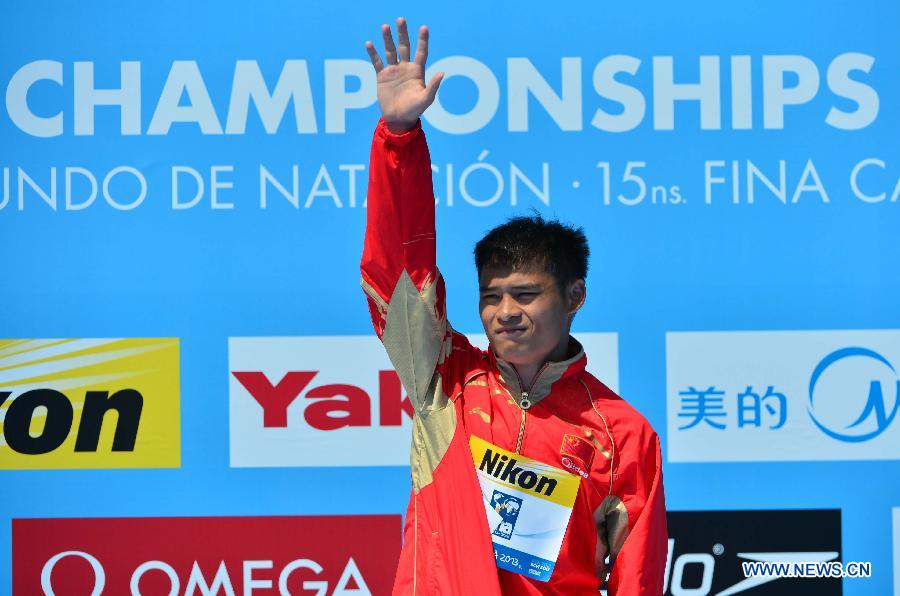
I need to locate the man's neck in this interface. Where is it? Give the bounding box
[513,335,572,390]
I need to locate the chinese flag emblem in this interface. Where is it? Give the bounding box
[560,433,595,470]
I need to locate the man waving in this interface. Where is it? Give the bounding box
[361,18,667,595]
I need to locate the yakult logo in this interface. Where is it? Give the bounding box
[229,336,414,467]
[14,516,400,596]
[232,369,412,431]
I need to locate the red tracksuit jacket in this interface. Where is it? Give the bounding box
[361,118,667,595]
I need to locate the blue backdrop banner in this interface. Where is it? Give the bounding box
[2,2,898,594]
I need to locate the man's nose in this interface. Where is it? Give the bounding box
[497,294,522,320]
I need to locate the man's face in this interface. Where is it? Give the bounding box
[479,265,581,367]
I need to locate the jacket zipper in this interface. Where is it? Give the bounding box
[515,407,527,454]
[513,362,549,454]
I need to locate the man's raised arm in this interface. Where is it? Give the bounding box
[360,19,450,412]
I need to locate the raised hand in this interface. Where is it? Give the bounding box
[365,17,444,133]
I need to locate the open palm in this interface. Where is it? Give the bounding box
[365,18,444,133]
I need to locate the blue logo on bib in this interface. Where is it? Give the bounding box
[491,491,523,540]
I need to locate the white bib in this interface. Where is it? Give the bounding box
[470,435,581,582]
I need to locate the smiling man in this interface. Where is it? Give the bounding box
[361,18,667,595]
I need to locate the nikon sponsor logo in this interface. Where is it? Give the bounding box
[0,339,180,469]
[0,388,142,454]
[479,448,558,496]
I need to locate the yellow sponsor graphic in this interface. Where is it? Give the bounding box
[469,435,579,507]
[0,339,180,469]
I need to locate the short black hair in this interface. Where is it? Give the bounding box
[474,214,589,291]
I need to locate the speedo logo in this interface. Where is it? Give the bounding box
[479,448,558,496]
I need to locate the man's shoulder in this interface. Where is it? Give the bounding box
[444,327,491,384]
[448,327,487,358]
[580,371,659,441]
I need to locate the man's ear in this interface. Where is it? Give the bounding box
[566,279,586,315]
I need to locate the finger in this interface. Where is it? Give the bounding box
[413,26,429,67]
[365,41,384,72]
[381,23,398,65]
[397,17,411,62]
[424,71,444,104]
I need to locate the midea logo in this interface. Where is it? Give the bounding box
[808,347,899,443]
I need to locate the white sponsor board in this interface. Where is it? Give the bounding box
[666,330,900,462]
[230,333,618,467]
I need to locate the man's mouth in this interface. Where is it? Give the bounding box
[496,327,527,336]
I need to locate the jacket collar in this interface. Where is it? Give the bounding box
[488,336,587,410]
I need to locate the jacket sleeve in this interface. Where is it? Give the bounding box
[606,432,668,596]
[360,117,452,413]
